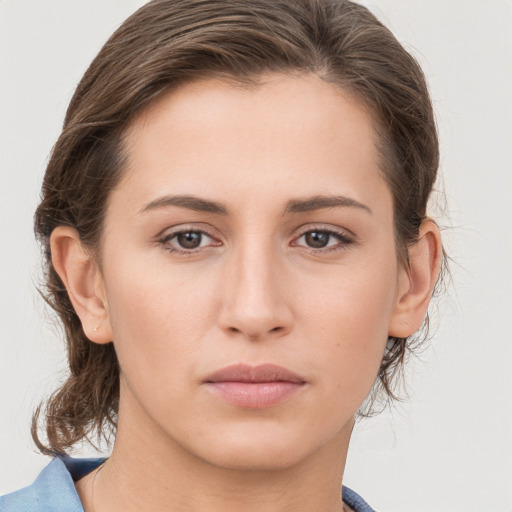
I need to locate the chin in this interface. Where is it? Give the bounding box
[183,422,328,472]
[201,443,308,472]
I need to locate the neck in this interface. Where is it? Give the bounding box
[80,387,355,512]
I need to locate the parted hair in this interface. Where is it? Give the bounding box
[33,0,440,455]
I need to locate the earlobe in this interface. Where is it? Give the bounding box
[50,226,112,344]
[388,220,442,338]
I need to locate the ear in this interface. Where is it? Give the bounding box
[50,226,112,344]
[388,220,443,338]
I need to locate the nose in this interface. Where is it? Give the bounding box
[217,243,293,341]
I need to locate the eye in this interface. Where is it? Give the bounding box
[293,228,353,251]
[159,229,220,253]
[174,231,204,249]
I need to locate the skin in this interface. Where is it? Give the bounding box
[52,73,441,512]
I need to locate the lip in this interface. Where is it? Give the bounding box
[203,364,306,409]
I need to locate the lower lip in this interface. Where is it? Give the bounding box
[204,381,304,409]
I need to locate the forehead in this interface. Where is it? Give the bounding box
[116,73,389,215]
[127,72,378,151]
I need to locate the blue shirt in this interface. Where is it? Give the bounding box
[0,457,375,511]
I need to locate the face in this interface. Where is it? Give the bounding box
[98,73,407,470]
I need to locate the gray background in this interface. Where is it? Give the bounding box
[1,1,511,510]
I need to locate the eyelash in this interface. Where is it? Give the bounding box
[158,226,354,255]
[158,227,220,255]
[292,227,354,253]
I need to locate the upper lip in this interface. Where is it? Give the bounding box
[204,364,306,384]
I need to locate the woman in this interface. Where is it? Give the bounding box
[0,0,443,510]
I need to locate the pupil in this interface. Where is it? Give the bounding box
[177,231,201,249]
[305,231,329,248]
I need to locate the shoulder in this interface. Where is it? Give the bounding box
[0,457,105,512]
[343,485,376,512]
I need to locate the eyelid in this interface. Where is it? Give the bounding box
[156,223,219,240]
[293,223,355,239]
[161,229,215,244]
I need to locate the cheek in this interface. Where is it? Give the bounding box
[102,255,221,386]
[295,259,398,401]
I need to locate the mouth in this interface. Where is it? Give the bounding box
[203,363,307,409]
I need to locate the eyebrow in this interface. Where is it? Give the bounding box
[139,193,371,216]
[139,195,228,215]
[283,195,372,215]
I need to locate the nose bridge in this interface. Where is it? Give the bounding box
[219,234,292,339]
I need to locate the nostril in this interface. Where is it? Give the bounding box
[225,325,285,339]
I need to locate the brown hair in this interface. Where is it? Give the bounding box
[33,0,441,455]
